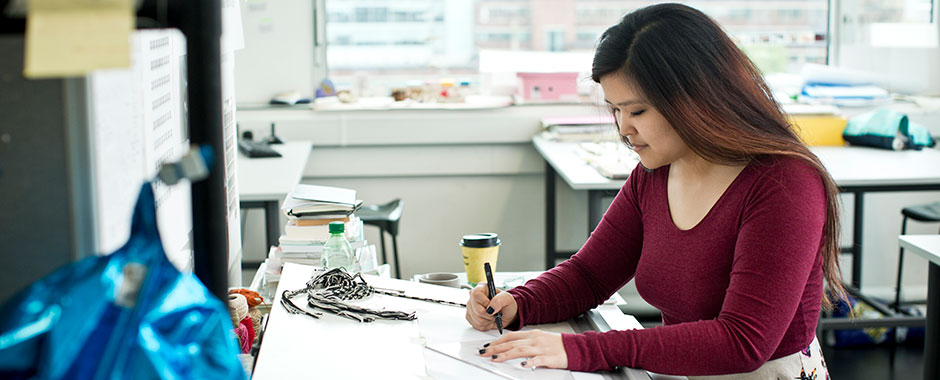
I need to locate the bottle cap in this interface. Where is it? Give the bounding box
[329,221,345,234]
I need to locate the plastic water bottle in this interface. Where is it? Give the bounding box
[321,221,358,272]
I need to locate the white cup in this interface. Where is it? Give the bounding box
[418,272,462,288]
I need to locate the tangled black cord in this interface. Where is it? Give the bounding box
[280,268,416,323]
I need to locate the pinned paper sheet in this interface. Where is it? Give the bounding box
[221,0,245,53]
[427,339,576,380]
[419,316,607,380]
[24,0,133,78]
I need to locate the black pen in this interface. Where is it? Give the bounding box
[484,262,503,335]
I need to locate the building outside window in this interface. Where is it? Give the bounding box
[323,0,844,98]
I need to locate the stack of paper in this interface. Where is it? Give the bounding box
[799,63,891,106]
[283,214,363,243]
[269,242,377,268]
[541,115,619,142]
[279,236,368,255]
[274,184,375,268]
[578,142,640,180]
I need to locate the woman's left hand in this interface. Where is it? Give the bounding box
[479,330,568,369]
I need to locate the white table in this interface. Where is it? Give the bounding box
[534,135,940,286]
[813,146,940,289]
[532,137,627,192]
[238,141,312,252]
[253,263,658,379]
[533,136,629,268]
[535,136,940,338]
[898,235,940,380]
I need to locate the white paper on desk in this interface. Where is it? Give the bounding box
[417,312,581,346]
[419,316,606,380]
[427,339,576,380]
[418,312,498,345]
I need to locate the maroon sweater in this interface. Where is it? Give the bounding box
[508,156,826,376]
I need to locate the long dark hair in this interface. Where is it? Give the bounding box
[592,3,846,310]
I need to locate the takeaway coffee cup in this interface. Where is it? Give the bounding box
[460,233,500,285]
[418,272,461,288]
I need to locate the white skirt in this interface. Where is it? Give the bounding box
[687,336,829,380]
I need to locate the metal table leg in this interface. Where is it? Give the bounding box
[240,200,280,251]
[852,191,864,289]
[545,161,556,270]
[924,262,939,380]
[263,200,279,250]
[588,190,604,236]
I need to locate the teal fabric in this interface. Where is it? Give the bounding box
[843,109,936,150]
[0,184,245,380]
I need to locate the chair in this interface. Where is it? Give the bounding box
[358,199,404,279]
[893,201,940,313]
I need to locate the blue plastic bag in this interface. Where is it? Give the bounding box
[0,184,245,380]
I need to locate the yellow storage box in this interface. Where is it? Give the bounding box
[790,115,848,146]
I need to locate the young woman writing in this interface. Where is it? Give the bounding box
[466,4,846,378]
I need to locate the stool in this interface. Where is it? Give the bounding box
[893,201,940,313]
[358,199,403,279]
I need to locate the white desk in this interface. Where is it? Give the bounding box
[811,146,940,290]
[898,235,940,380]
[533,136,629,268]
[900,235,940,262]
[813,147,940,187]
[534,135,940,286]
[237,141,312,252]
[253,263,659,379]
[532,137,627,192]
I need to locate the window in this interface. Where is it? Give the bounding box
[837,0,934,46]
[324,0,833,98]
[546,29,565,52]
[830,0,937,94]
[355,7,390,23]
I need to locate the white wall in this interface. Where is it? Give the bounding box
[237,104,602,280]
[855,192,940,300]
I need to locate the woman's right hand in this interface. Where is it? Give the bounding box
[465,283,519,331]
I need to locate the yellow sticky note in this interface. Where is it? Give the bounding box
[24,0,133,78]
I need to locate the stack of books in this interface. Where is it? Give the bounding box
[281,184,362,218]
[259,185,388,292]
[279,184,365,264]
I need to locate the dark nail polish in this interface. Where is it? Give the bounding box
[486,307,494,314]
[521,361,527,366]
[483,343,490,348]
[478,349,486,354]
[492,354,498,359]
